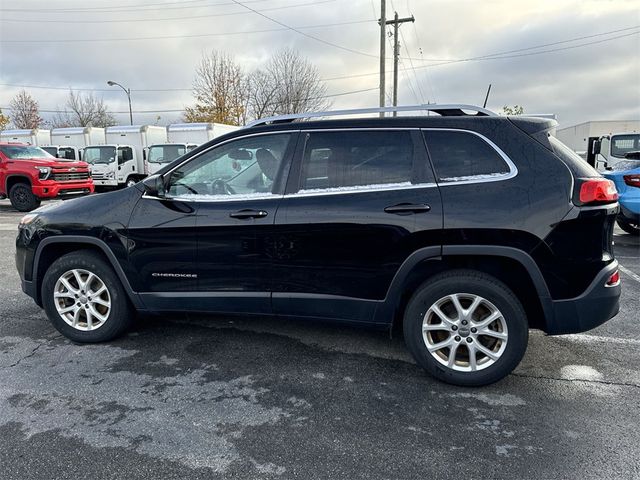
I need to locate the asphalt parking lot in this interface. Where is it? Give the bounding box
[0,199,639,480]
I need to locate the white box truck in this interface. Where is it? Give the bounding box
[556,120,640,170]
[146,122,238,174]
[0,128,51,146]
[83,125,166,188]
[42,126,106,161]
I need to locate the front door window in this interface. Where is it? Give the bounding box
[166,133,293,200]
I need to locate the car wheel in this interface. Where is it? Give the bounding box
[617,218,640,236]
[42,250,134,343]
[403,269,528,387]
[9,183,41,212]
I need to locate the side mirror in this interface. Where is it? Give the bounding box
[142,174,165,197]
[592,139,601,155]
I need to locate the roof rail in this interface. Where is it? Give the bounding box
[244,103,497,128]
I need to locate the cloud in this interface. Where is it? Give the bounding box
[0,0,638,127]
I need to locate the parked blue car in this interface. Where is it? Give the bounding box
[604,159,640,236]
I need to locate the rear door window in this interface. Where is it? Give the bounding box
[298,130,419,191]
[422,130,511,182]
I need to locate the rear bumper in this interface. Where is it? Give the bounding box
[546,260,620,334]
[32,182,94,198]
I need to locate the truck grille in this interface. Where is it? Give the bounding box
[91,172,107,180]
[52,172,90,182]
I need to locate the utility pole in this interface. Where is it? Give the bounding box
[385,12,415,116]
[378,0,386,117]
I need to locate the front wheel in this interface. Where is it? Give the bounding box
[403,270,528,387]
[125,177,138,188]
[9,183,41,212]
[42,250,134,342]
[617,217,640,236]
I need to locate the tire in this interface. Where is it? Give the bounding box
[617,217,640,236]
[42,250,134,343]
[9,183,41,212]
[126,177,138,188]
[403,269,528,387]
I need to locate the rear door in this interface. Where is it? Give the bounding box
[271,128,443,323]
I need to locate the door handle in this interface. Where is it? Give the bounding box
[229,209,268,219]
[384,203,431,214]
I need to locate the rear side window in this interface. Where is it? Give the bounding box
[549,136,599,178]
[423,130,510,182]
[299,130,415,191]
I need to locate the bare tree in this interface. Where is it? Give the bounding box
[9,90,42,129]
[184,50,248,126]
[51,90,116,128]
[248,48,331,120]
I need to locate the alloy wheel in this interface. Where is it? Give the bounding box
[53,269,111,331]
[422,293,508,372]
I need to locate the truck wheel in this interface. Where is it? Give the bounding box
[42,250,134,343]
[617,218,640,236]
[403,269,528,387]
[9,183,41,212]
[126,177,138,187]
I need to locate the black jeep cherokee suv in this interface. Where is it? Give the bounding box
[15,105,621,386]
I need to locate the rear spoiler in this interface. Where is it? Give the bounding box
[508,116,559,150]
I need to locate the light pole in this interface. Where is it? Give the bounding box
[107,80,133,125]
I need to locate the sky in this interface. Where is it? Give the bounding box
[0,0,638,128]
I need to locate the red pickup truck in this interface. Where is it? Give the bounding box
[0,143,94,211]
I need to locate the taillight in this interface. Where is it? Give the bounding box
[605,270,620,287]
[577,178,618,205]
[623,174,640,188]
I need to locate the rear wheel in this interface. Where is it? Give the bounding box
[403,270,528,386]
[617,217,640,236]
[9,183,41,212]
[42,250,134,342]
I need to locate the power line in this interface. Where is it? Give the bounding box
[322,27,640,80]
[390,0,425,104]
[0,0,268,13]
[407,0,436,102]
[227,0,384,60]
[0,0,335,23]
[0,19,373,44]
[2,23,637,92]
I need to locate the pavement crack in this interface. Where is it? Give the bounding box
[512,372,640,389]
[2,336,61,369]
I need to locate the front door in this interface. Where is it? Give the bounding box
[127,195,199,297]
[162,131,298,314]
[272,129,443,323]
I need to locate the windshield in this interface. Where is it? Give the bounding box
[611,134,640,158]
[83,146,116,164]
[148,144,186,164]
[0,145,53,159]
[41,146,58,157]
[609,159,640,172]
